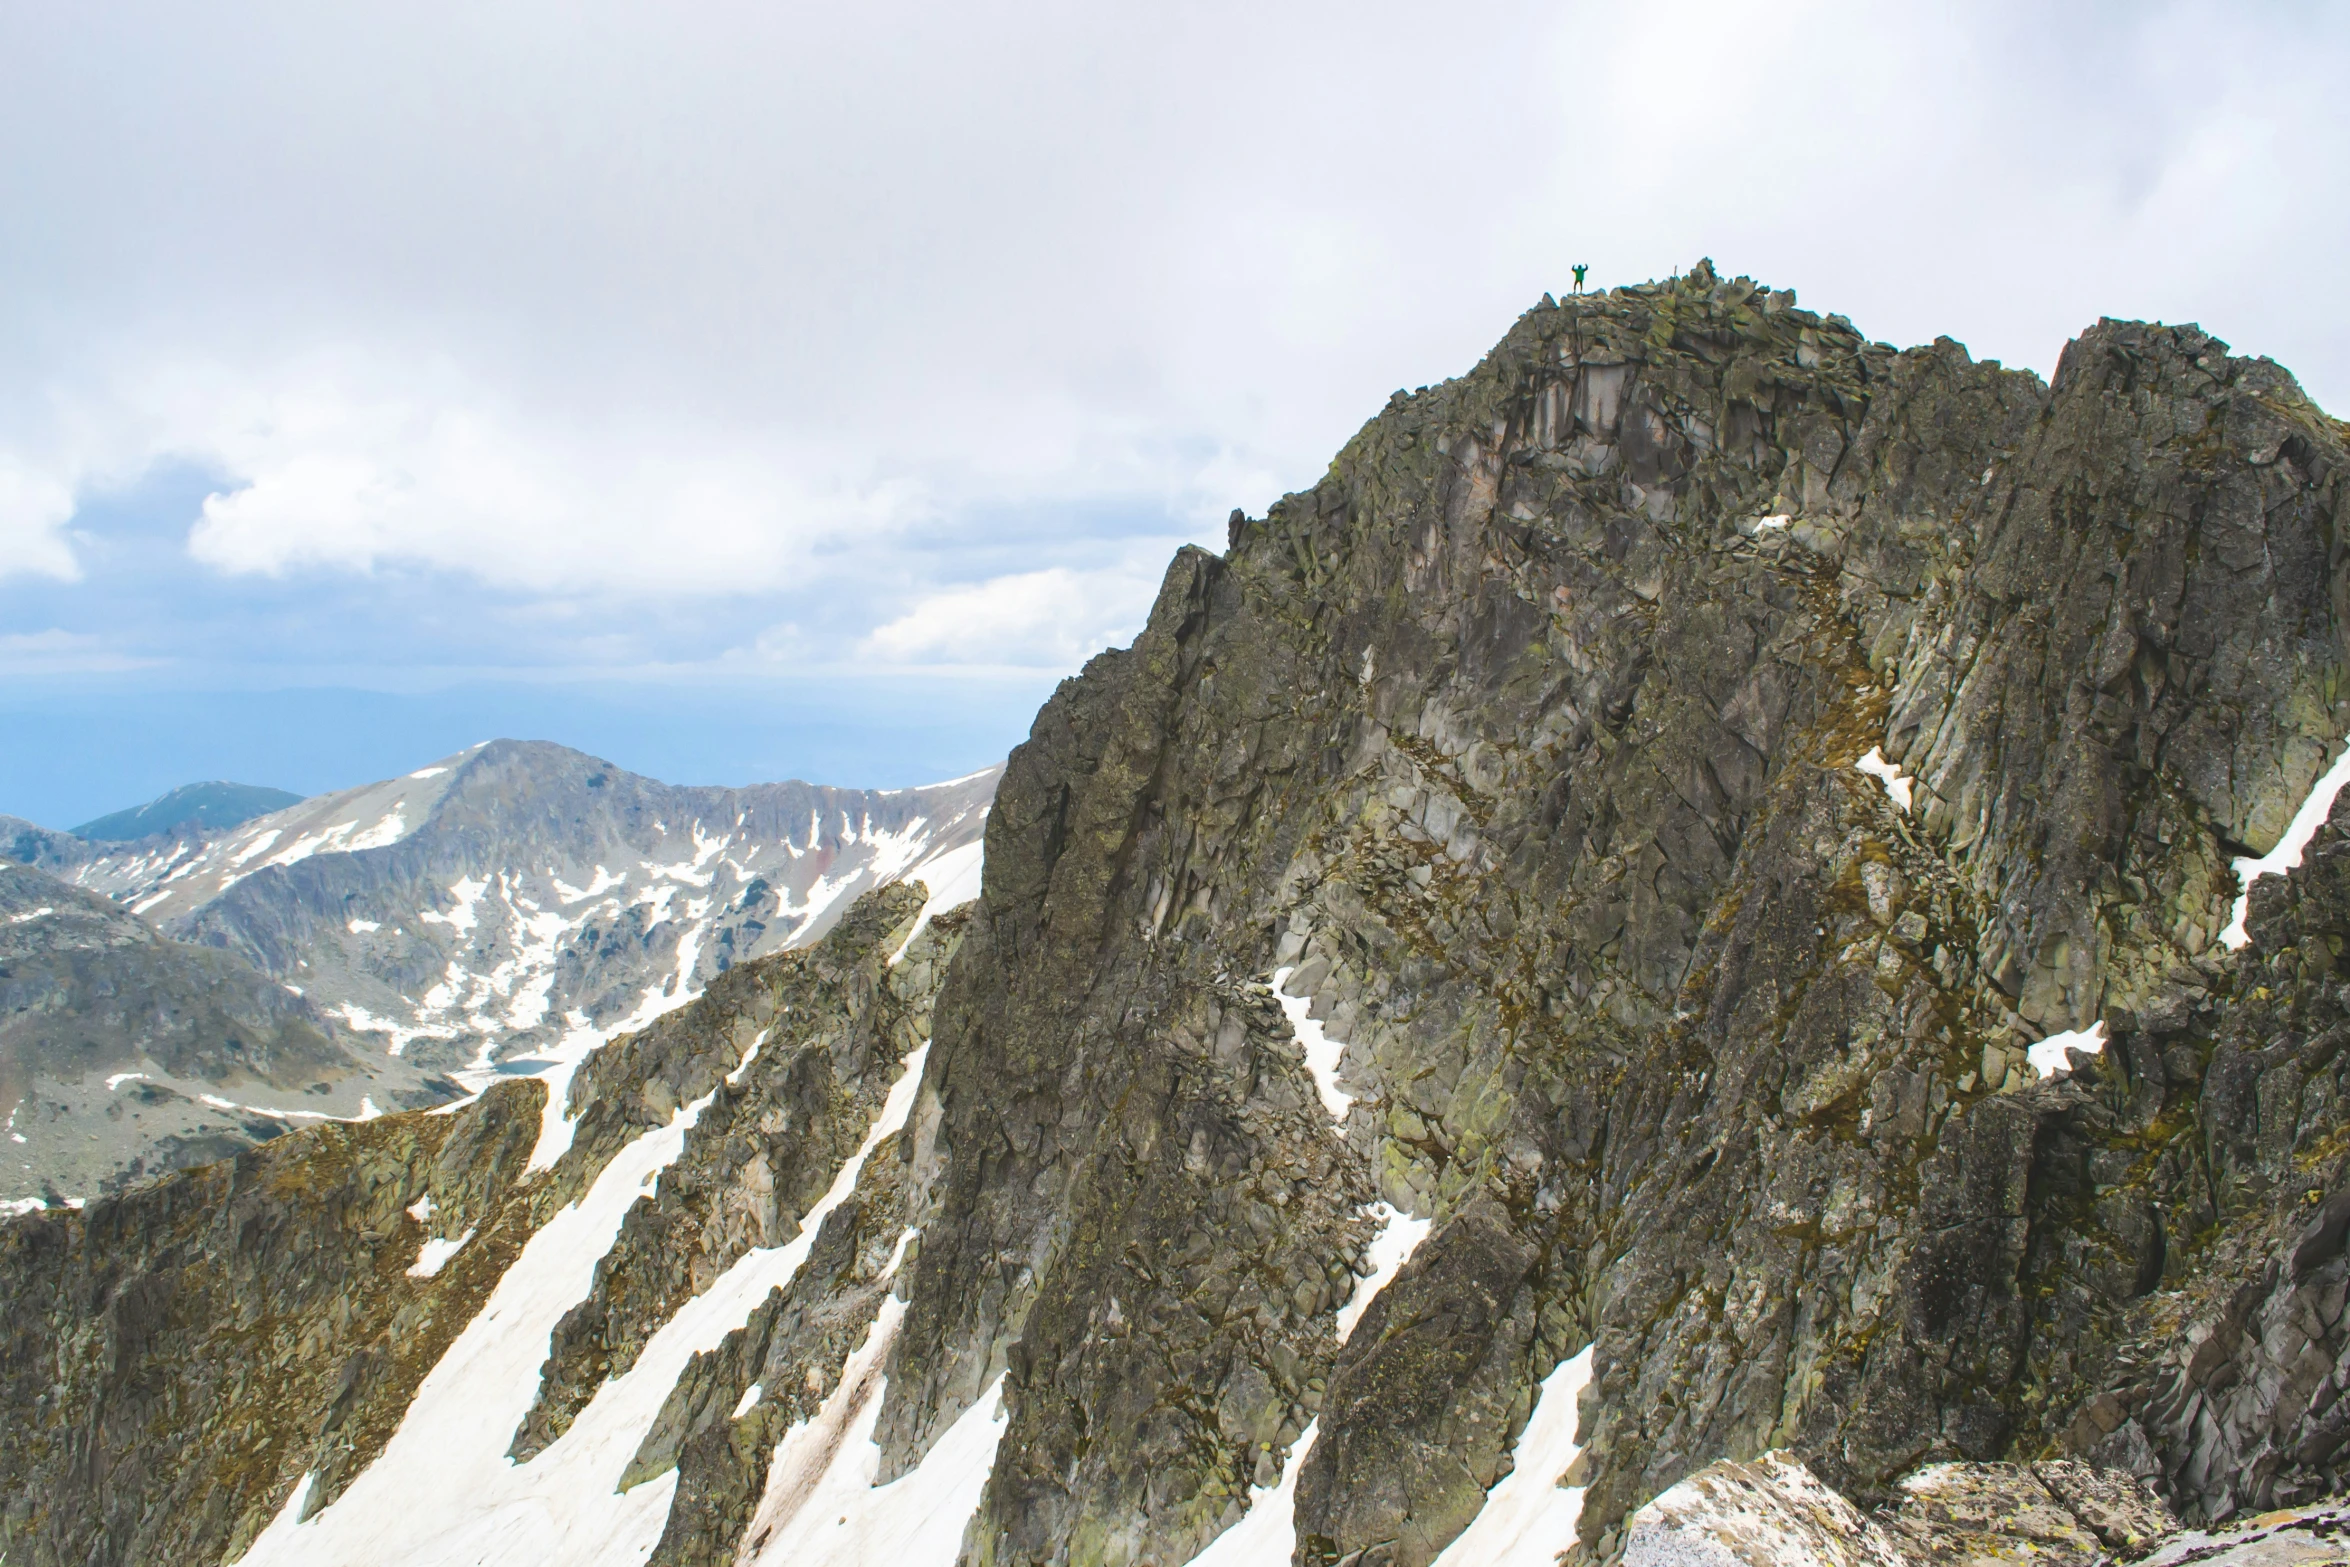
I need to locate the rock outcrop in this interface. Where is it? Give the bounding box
[1625,1451,2181,1567]
[877,264,2350,1565]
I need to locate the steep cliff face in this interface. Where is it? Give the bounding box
[875,264,2350,1565]
[1,267,2346,1567]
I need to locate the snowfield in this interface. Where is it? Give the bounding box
[247,1030,930,1565]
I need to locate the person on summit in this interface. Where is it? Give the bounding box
[1572,263,1588,292]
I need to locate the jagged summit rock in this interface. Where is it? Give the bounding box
[5,268,2350,1567]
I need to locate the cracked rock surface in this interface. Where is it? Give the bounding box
[874,263,2350,1564]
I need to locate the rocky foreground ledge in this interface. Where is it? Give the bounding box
[1628,1451,2349,1567]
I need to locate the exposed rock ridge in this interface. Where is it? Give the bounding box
[863,263,2350,1567]
[510,882,949,1459]
[0,881,965,1567]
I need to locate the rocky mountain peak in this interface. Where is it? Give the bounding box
[4,270,2349,1567]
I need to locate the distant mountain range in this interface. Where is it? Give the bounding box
[0,860,454,1206]
[0,740,996,1200]
[70,780,305,842]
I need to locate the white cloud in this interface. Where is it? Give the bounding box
[172,373,889,595]
[0,0,2344,660]
[859,564,1168,669]
[0,462,79,581]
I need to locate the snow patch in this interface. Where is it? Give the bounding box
[890,839,986,963]
[191,1087,373,1124]
[2221,739,2350,949]
[1753,513,1791,532]
[1271,967,1353,1123]
[553,865,627,904]
[339,1001,462,1059]
[343,806,409,851]
[241,1078,724,1566]
[407,1228,477,1279]
[1336,1203,1432,1344]
[7,906,54,924]
[650,826,730,887]
[524,919,715,1172]
[1853,747,1912,813]
[346,919,381,934]
[268,820,362,869]
[2028,1020,2108,1080]
[1185,1423,1317,1567]
[731,1383,762,1420]
[419,874,491,935]
[231,829,284,867]
[250,1039,936,1566]
[736,1302,1007,1567]
[1429,1348,1594,1567]
[727,1028,772,1086]
[105,1072,147,1090]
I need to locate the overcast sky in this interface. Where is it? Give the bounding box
[2,0,2344,824]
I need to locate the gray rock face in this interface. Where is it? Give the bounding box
[872,264,2350,1567]
[2034,793,2350,1523]
[0,860,451,1203]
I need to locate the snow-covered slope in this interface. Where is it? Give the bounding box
[54,741,998,1080]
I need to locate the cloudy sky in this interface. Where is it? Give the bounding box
[2,1,2344,826]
